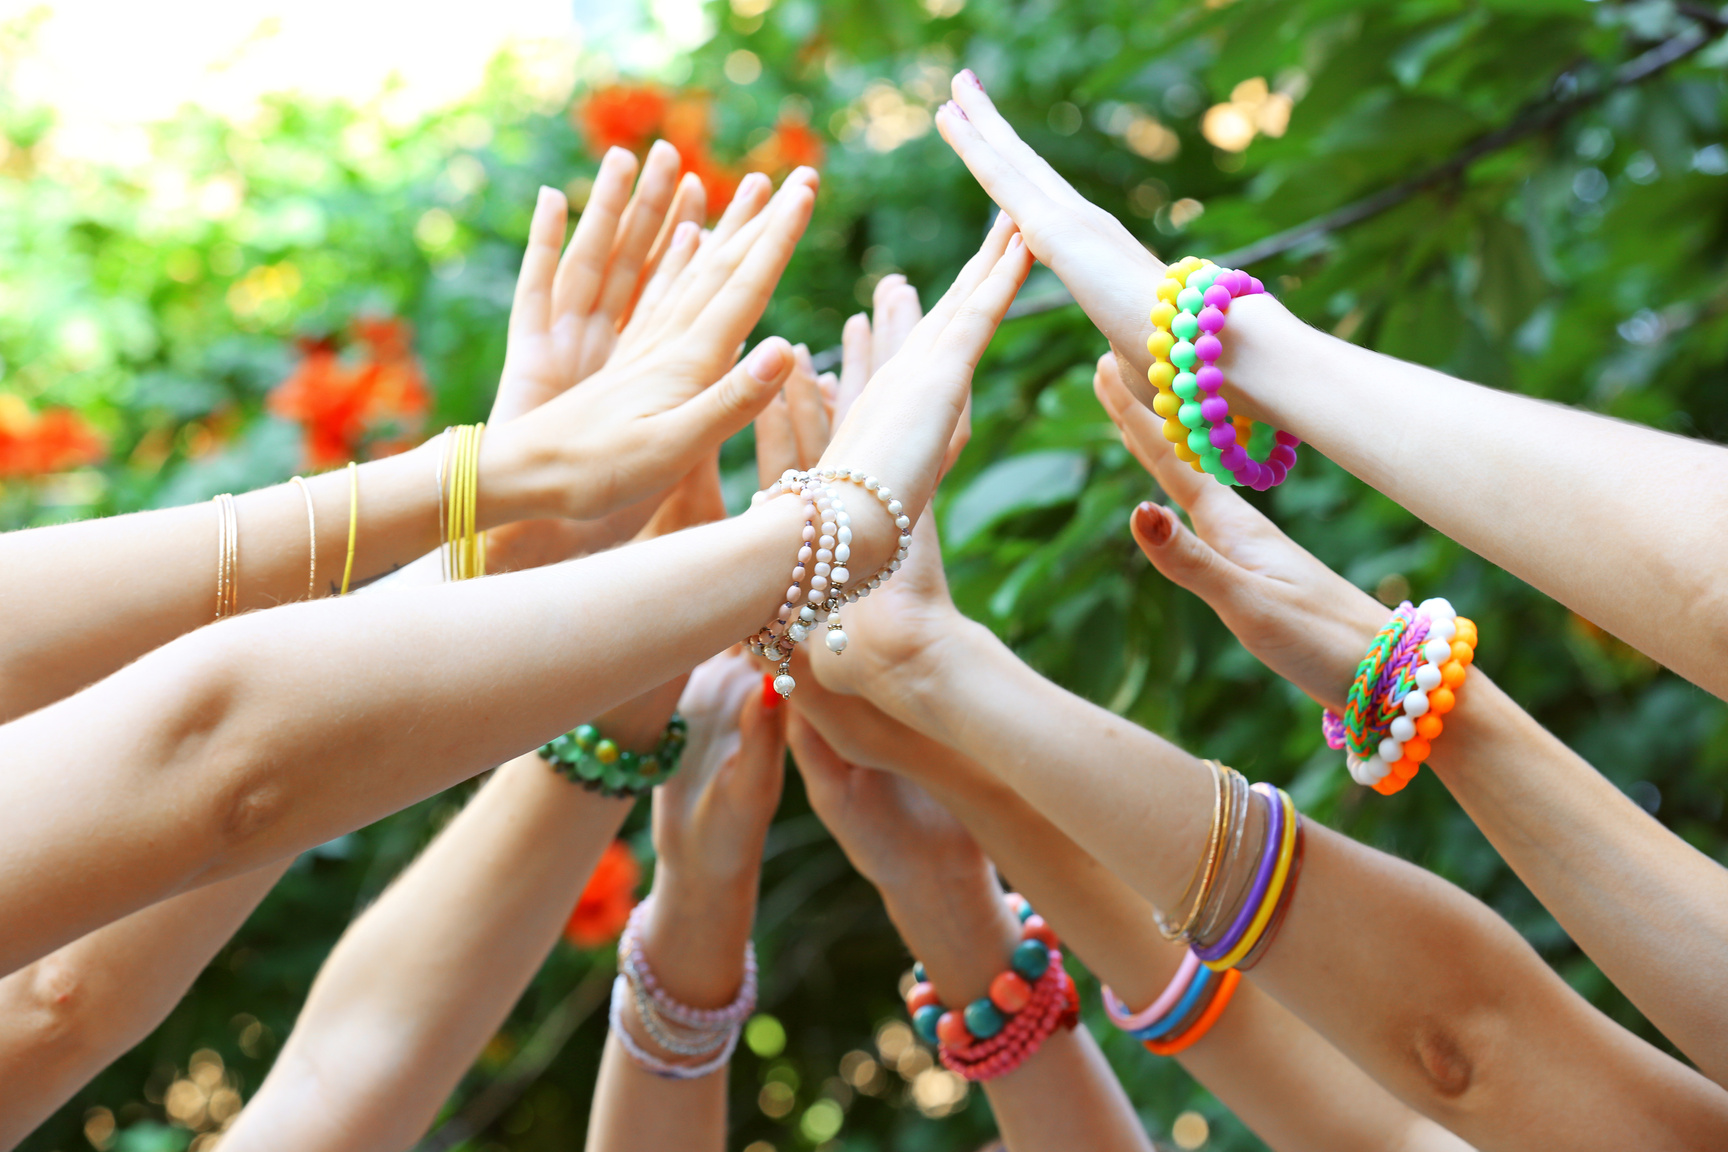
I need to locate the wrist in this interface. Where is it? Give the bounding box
[478,420,587,525]
[883,881,1021,1006]
[639,871,757,1009]
[1214,291,1322,430]
[874,617,1008,744]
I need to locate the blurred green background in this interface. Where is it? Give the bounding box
[7,0,1728,1150]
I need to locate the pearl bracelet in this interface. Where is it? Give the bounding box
[747,467,912,698]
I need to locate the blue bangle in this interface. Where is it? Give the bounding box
[1131,963,1214,1041]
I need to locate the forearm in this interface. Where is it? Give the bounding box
[586,872,757,1152]
[1219,295,1728,698]
[0,498,822,973]
[226,751,631,1152]
[0,434,556,721]
[880,875,1152,1152]
[0,862,286,1146]
[1428,671,1728,1085]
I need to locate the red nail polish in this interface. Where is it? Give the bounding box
[960,68,984,94]
[1133,502,1173,546]
[761,673,782,710]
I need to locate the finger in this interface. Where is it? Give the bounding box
[663,336,796,460]
[784,709,851,815]
[688,176,818,341]
[703,169,774,249]
[626,219,702,338]
[595,139,685,321]
[936,102,1071,245]
[872,278,923,373]
[1129,500,1251,611]
[785,344,832,467]
[950,70,1091,212]
[816,372,839,421]
[633,171,707,311]
[927,232,1034,375]
[868,274,908,373]
[1093,350,1201,495]
[834,311,872,423]
[653,173,794,338]
[546,148,637,324]
[894,210,1017,366]
[636,172,776,347]
[754,391,798,488]
[940,391,972,480]
[507,185,570,340]
[727,684,788,810]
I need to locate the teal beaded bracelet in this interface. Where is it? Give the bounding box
[540,715,688,798]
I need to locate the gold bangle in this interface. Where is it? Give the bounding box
[1159,759,1228,941]
[340,461,358,596]
[442,423,486,581]
[213,492,239,619]
[289,476,317,599]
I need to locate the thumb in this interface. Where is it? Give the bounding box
[1130,501,1247,612]
[666,336,795,451]
[727,677,788,811]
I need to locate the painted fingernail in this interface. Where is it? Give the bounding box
[1007,234,1024,254]
[1134,502,1174,546]
[942,100,969,122]
[672,219,698,245]
[761,673,782,710]
[959,68,984,93]
[746,340,789,382]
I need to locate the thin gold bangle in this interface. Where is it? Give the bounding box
[1159,759,1227,941]
[340,461,358,596]
[289,476,317,599]
[212,493,227,620]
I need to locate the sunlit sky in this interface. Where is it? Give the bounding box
[0,0,712,163]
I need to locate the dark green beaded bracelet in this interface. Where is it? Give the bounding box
[540,714,688,799]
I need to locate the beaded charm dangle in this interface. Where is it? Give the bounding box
[747,467,912,698]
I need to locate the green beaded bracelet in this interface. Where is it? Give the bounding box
[540,715,688,798]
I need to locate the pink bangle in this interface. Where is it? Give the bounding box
[1102,950,1200,1031]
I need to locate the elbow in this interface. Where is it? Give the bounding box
[3,952,100,1065]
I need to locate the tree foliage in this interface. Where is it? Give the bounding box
[9,1,1728,1149]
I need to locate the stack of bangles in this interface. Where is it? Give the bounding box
[1146,256,1300,489]
[746,467,913,700]
[1323,598,1479,794]
[901,895,1079,1081]
[1149,762,1304,978]
[609,896,758,1079]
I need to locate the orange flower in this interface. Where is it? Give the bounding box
[579,85,672,153]
[0,395,105,477]
[749,116,825,173]
[268,317,429,467]
[565,840,642,949]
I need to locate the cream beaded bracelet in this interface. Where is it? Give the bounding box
[747,467,912,698]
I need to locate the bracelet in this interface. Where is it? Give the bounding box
[541,715,688,798]
[1238,810,1305,971]
[1141,969,1242,1056]
[610,896,757,1079]
[288,476,317,599]
[903,896,1079,1082]
[1103,951,1200,1032]
[1192,764,1253,943]
[1324,599,1479,792]
[1147,257,1299,489]
[340,460,358,595]
[440,424,486,581]
[1199,785,1298,970]
[212,493,239,618]
[746,467,911,699]
[1156,760,1238,941]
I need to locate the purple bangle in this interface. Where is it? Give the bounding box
[1189,270,1300,490]
[1195,783,1283,962]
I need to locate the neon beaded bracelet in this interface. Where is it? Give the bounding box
[1323,598,1479,793]
[1147,256,1300,489]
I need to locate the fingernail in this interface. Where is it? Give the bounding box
[761,673,782,710]
[672,219,698,245]
[1007,234,1024,254]
[536,185,558,208]
[960,68,984,93]
[1134,502,1173,546]
[942,100,969,122]
[746,340,788,382]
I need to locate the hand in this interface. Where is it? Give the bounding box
[806,214,1032,573]
[753,343,836,486]
[484,146,705,570]
[1094,351,1386,711]
[482,168,820,525]
[936,71,1168,406]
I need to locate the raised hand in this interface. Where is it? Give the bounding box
[1094,351,1384,711]
[936,72,1167,402]
[482,168,820,526]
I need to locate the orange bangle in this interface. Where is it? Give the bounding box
[1141,968,1242,1057]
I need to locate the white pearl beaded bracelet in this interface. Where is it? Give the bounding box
[747,467,913,698]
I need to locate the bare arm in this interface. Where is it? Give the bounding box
[935,71,1728,701]
[0,862,289,1146]
[1093,353,1728,1086]
[788,681,1473,1152]
[587,655,785,1152]
[0,223,1032,975]
[786,706,1154,1152]
[0,145,703,722]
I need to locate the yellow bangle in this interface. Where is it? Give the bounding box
[340,461,358,596]
[442,423,486,581]
[1205,789,1298,972]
